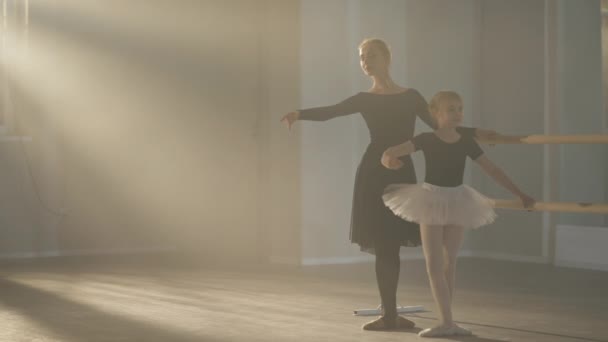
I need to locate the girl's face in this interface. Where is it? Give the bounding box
[359,45,389,77]
[435,99,464,128]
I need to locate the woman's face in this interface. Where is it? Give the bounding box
[436,99,464,128]
[359,45,389,77]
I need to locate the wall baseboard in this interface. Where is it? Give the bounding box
[554,259,608,272]
[0,246,175,260]
[269,256,301,266]
[274,226,608,273]
[462,250,549,264]
[301,255,374,266]
[298,248,549,266]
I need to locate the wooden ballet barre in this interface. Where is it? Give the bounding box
[493,200,608,214]
[477,134,608,145]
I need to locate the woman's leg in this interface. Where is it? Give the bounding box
[363,235,415,330]
[374,236,401,321]
[420,224,452,327]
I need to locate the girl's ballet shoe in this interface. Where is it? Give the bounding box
[418,325,454,337]
[418,324,473,337]
[451,324,473,336]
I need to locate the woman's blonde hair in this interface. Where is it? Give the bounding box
[358,38,391,64]
[428,91,462,116]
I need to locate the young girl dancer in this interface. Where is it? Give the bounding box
[381,91,535,337]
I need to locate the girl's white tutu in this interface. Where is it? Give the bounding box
[382,183,496,229]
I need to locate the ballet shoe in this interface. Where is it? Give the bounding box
[418,325,454,337]
[362,315,415,330]
[418,323,473,337]
[450,323,473,336]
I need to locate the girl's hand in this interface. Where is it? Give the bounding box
[519,193,536,210]
[476,128,500,140]
[280,111,300,131]
[476,128,500,146]
[381,152,403,170]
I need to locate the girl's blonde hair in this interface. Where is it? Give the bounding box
[358,38,391,64]
[428,91,463,116]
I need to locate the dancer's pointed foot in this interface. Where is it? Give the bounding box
[451,323,473,336]
[418,323,473,337]
[396,315,416,329]
[362,315,415,330]
[418,325,454,337]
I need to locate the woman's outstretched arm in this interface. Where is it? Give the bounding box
[280,94,361,130]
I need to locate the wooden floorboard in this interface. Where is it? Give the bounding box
[0,257,606,341]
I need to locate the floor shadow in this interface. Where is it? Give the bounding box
[0,277,224,342]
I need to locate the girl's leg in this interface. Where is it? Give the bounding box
[442,224,472,336]
[443,225,465,303]
[420,225,452,327]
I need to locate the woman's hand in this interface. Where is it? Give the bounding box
[519,193,536,210]
[381,150,404,170]
[280,111,300,131]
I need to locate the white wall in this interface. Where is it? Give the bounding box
[466,0,546,261]
[0,0,304,262]
[300,0,376,264]
[5,0,603,267]
[555,224,608,271]
[298,0,607,267]
[552,0,608,271]
[556,0,606,227]
[259,0,302,265]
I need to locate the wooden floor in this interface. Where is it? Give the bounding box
[0,256,606,342]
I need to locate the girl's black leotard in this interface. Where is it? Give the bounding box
[412,132,484,187]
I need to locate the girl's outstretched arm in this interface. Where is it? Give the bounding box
[474,128,500,140]
[475,155,535,208]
